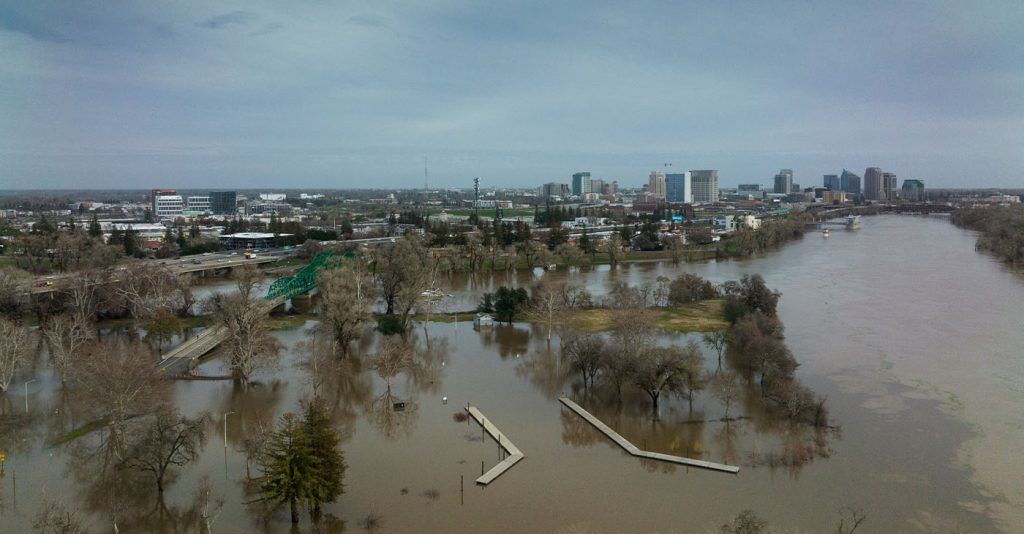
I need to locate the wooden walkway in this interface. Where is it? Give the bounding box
[465,406,525,485]
[558,397,739,474]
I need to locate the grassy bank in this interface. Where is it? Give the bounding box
[568,299,728,333]
[412,299,728,333]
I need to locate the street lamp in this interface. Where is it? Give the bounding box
[24,379,35,414]
[223,411,236,449]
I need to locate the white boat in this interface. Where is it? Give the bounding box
[823,228,830,237]
[845,215,861,228]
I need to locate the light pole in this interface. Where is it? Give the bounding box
[223,411,236,449]
[24,379,35,414]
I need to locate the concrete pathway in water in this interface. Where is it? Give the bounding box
[465,405,525,485]
[558,397,739,474]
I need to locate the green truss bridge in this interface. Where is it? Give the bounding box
[265,250,355,302]
[159,250,354,375]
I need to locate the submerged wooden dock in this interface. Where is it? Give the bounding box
[558,397,739,474]
[465,405,525,485]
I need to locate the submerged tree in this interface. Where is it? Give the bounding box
[561,333,605,391]
[33,493,89,534]
[123,406,208,492]
[0,317,33,392]
[719,510,771,534]
[74,338,168,455]
[302,401,346,521]
[712,371,742,421]
[209,291,281,385]
[631,346,688,416]
[529,279,566,342]
[702,330,729,371]
[44,313,95,384]
[373,234,432,329]
[675,340,707,408]
[254,414,319,524]
[316,261,376,355]
[253,410,345,524]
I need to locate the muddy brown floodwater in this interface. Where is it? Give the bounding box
[1,214,1022,533]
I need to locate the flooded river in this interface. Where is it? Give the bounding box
[2,214,1022,532]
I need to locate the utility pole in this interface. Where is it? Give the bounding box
[24,379,35,413]
[223,411,236,448]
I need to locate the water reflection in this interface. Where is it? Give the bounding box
[219,380,285,450]
[366,387,419,441]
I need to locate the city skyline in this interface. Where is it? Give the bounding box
[2,1,1022,189]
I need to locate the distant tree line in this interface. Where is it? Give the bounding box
[952,204,1024,264]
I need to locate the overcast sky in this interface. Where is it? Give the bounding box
[2,1,1022,190]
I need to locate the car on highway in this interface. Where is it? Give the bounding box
[191,259,202,264]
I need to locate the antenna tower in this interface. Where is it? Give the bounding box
[473,177,480,215]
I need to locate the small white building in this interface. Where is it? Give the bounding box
[473,313,494,328]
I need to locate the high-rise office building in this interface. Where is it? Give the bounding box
[605,181,618,195]
[882,172,898,201]
[901,179,925,201]
[540,182,570,198]
[690,170,719,203]
[823,174,841,190]
[665,172,692,203]
[773,169,793,194]
[590,179,605,196]
[648,171,666,199]
[210,191,237,215]
[571,172,591,196]
[864,167,884,201]
[841,169,862,195]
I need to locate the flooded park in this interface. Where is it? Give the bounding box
[2,214,1023,533]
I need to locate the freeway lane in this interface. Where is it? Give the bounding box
[29,248,294,294]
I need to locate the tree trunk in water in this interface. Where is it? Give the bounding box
[290,498,299,523]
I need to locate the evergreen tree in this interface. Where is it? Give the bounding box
[123,226,140,256]
[88,214,103,238]
[176,227,188,249]
[67,218,77,232]
[255,414,321,524]
[108,225,125,246]
[339,217,353,237]
[33,215,55,234]
[163,225,174,243]
[189,220,200,239]
[578,227,593,254]
[302,401,345,521]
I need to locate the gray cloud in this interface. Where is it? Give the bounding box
[250,22,283,36]
[347,14,387,28]
[196,10,258,30]
[1,1,1022,189]
[0,7,70,43]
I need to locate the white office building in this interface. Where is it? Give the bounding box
[154,195,185,218]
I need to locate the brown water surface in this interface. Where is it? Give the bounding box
[1,215,1021,533]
